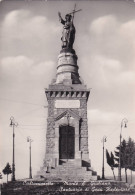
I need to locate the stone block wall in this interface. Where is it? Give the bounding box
[44,83,91,167]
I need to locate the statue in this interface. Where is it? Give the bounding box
[58,5,82,50]
[58,12,75,49]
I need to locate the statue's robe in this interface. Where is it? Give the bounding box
[60,18,76,49]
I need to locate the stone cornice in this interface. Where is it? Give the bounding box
[45,90,90,100]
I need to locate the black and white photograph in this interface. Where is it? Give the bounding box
[0,0,135,194]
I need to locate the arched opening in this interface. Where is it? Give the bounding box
[59,125,75,160]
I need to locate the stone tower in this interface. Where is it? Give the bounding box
[37,10,97,181]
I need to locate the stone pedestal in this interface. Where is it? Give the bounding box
[36,49,97,181]
[56,49,81,84]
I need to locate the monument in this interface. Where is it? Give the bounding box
[2,6,135,195]
[2,6,134,195]
[37,7,97,181]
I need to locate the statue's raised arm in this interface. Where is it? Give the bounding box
[58,12,65,25]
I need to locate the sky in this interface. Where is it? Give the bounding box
[0,0,135,182]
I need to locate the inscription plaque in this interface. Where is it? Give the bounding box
[55,100,80,108]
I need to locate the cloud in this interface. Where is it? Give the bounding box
[80,55,123,89]
[116,71,135,85]
[0,55,55,89]
[90,15,118,35]
[1,10,61,58]
[87,15,135,70]
[1,55,54,75]
[31,61,55,76]
[88,55,135,87]
[2,9,60,39]
[1,56,33,74]
[120,20,135,40]
[78,15,135,92]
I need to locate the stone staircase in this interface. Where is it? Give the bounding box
[37,160,97,181]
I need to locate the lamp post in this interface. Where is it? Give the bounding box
[102,136,107,180]
[27,136,33,179]
[118,118,128,181]
[10,116,18,182]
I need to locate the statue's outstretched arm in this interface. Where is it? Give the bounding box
[58,12,61,20]
[58,12,65,25]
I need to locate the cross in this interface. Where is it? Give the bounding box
[68,4,82,21]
